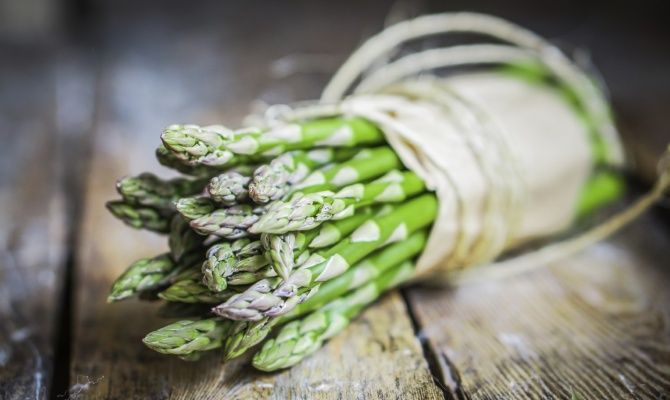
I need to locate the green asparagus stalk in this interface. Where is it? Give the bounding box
[158,268,241,303]
[201,242,237,293]
[160,124,237,166]
[262,206,378,280]
[116,173,207,213]
[107,254,175,302]
[250,170,425,234]
[261,233,296,281]
[210,276,283,320]
[222,230,427,359]
[168,215,206,262]
[156,144,217,177]
[201,239,269,292]
[216,194,436,320]
[106,200,171,233]
[108,249,204,303]
[576,170,625,218]
[226,267,278,286]
[291,146,402,193]
[308,204,395,248]
[175,196,216,220]
[252,260,415,371]
[161,117,383,167]
[143,318,233,356]
[208,171,250,205]
[189,205,261,239]
[248,148,359,204]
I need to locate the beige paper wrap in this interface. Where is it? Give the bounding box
[339,73,594,275]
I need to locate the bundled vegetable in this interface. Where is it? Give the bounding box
[105,13,669,372]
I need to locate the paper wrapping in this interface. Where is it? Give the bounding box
[339,72,595,275]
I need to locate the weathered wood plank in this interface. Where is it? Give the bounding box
[406,214,670,399]
[69,2,442,398]
[0,48,65,399]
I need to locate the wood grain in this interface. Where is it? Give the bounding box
[0,44,97,399]
[406,214,670,399]
[0,49,65,399]
[71,290,442,399]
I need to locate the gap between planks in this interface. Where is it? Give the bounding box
[49,59,100,400]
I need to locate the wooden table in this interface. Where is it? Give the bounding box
[1,1,669,398]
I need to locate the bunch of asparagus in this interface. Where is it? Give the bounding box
[107,116,438,370]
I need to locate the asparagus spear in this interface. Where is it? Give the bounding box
[208,171,250,205]
[168,215,206,262]
[309,204,396,248]
[252,260,415,371]
[107,254,175,302]
[155,144,216,177]
[108,249,204,303]
[215,194,436,320]
[248,148,358,204]
[143,318,233,356]
[223,230,427,359]
[250,171,425,234]
[212,276,285,320]
[201,242,237,293]
[201,239,269,292]
[175,196,216,220]
[262,206,378,280]
[116,173,207,213]
[161,117,383,167]
[158,268,241,303]
[291,146,402,193]
[160,124,237,167]
[106,200,170,233]
[189,205,261,239]
[225,267,278,286]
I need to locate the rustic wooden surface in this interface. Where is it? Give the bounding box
[0,42,96,398]
[0,49,66,400]
[1,1,670,399]
[406,215,670,399]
